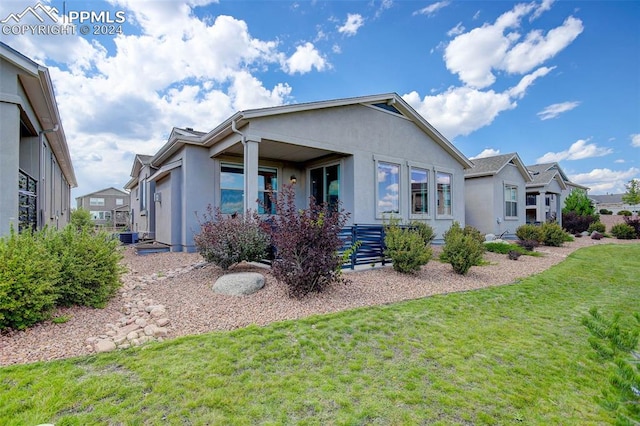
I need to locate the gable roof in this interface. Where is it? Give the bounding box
[75,187,128,199]
[151,93,473,169]
[590,194,624,204]
[526,162,588,191]
[465,152,532,181]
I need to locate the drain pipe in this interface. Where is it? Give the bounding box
[231,118,246,146]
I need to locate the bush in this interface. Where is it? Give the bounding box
[0,228,60,330]
[611,223,637,240]
[384,219,432,274]
[540,222,567,247]
[441,222,485,275]
[587,222,606,234]
[463,225,485,244]
[516,239,539,252]
[409,221,436,246]
[563,189,597,216]
[618,210,632,216]
[70,208,94,231]
[562,211,599,234]
[516,224,543,243]
[194,206,270,270]
[266,184,350,297]
[47,227,124,308]
[599,209,613,215]
[623,216,640,238]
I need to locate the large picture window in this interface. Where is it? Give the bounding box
[505,184,518,218]
[410,167,429,215]
[436,171,452,216]
[220,164,278,214]
[90,197,105,206]
[376,161,400,217]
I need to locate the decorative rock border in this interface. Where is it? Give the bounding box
[86,263,205,353]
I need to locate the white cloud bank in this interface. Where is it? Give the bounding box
[536,139,613,163]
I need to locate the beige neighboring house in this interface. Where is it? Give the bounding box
[525,162,588,226]
[0,42,77,236]
[75,187,130,228]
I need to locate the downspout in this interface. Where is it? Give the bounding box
[231,118,246,146]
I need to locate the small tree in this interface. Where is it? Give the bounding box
[622,179,640,214]
[70,208,94,232]
[266,184,350,297]
[582,308,640,425]
[563,189,597,216]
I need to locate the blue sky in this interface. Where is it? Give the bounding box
[1,0,638,202]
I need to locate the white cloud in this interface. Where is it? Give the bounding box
[631,133,640,147]
[413,1,450,17]
[283,42,328,74]
[615,159,626,164]
[443,3,582,88]
[447,23,465,37]
[403,66,550,140]
[374,0,394,19]
[471,148,501,159]
[569,167,640,194]
[536,139,613,163]
[338,13,364,36]
[537,101,580,120]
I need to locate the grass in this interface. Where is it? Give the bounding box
[1,243,639,425]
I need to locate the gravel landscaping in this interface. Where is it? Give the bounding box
[1,237,637,366]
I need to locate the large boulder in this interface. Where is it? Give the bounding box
[213,272,265,296]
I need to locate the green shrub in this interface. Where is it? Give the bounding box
[618,210,632,216]
[484,242,540,256]
[384,220,432,274]
[441,222,485,275]
[409,221,436,246]
[463,225,485,244]
[540,222,567,247]
[587,222,606,234]
[70,208,94,231]
[599,209,613,215]
[47,227,124,308]
[0,228,60,330]
[194,206,270,270]
[516,224,543,243]
[611,223,637,239]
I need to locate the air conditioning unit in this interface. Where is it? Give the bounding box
[153,192,161,202]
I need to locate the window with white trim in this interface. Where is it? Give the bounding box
[376,161,400,217]
[90,197,105,206]
[410,167,429,215]
[436,171,452,216]
[505,184,518,218]
[116,198,124,206]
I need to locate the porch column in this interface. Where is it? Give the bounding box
[243,139,259,212]
[555,194,562,226]
[537,191,546,223]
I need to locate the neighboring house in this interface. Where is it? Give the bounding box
[127,93,473,252]
[524,162,588,226]
[75,187,130,228]
[124,154,156,238]
[590,194,638,215]
[464,153,532,237]
[0,42,77,237]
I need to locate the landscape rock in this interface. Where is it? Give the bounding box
[95,339,117,353]
[213,272,265,296]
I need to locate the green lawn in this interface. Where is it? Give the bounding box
[1,244,639,425]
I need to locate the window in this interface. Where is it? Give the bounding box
[410,167,429,215]
[18,170,37,232]
[140,179,147,210]
[505,184,518,218]
[90,197,105,206]
[220,164,278,214]
[116,198,124,206]
[91,211,112,221]
[310,164,340,210]
[436,171,452,216]
[376,161,400,216]
[526,194,537,206]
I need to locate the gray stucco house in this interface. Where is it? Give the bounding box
[75,187,130,228]
[464,153,532,237]
[0,42,76,237]
[128,93,473,252]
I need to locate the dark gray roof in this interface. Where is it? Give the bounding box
[465,152,531,181]
[590,194,624,204]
